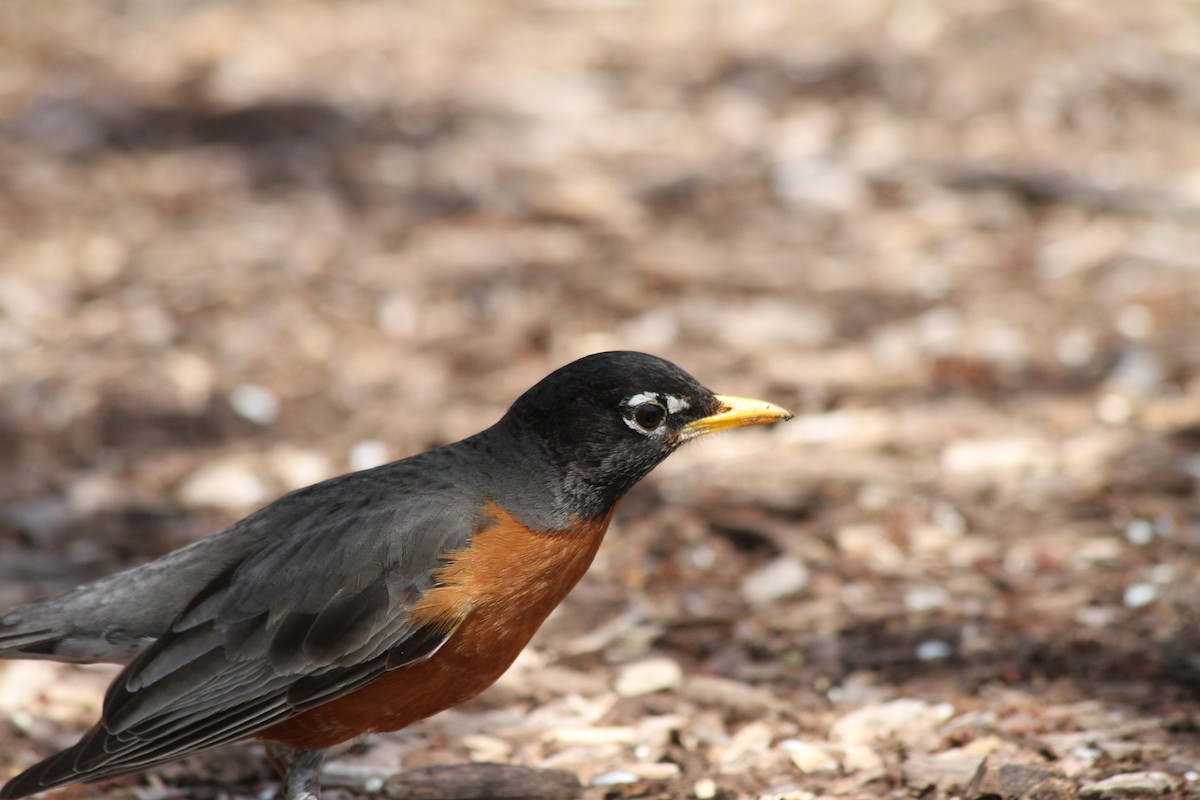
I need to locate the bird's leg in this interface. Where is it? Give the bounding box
[285,748,325,800]
[263,742,289,778]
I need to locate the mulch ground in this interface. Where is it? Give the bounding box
[2,2,1200,798]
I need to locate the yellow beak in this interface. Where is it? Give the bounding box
[678,394,793,441]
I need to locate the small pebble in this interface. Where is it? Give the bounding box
[1075,606,1120,629]
[694,778,718,799]
[755,787,815,800]
[549,727,637,745]
[621,762,681,780]
[830,698,954,746]
[714,299,834,350]
[1055,329,1096,367]
[914,640,954,661]
[979,321,1028,368]
[917,306,962,352]
[8,710,35,737]
[909,524,961,557]
[614,657,683,697]
[773,158,866,212]
[841,743,884,773]
[1107,346,1162,396]
[905,586,950,613]
[779,739,838,773]
[741,555,810,605]
[268,446,332,490]
[689,542,716,570]
[1125,519,1154,545]
[835,523,906,571]
[1123,582,1159,608]
[902,752,985,792]
[1115,304,1155,339]
[349,439,390,471]
[1082,770,1179,798]
[67,474,122,515]
[1148,563,1175,584]
[460,734,513,762]
[941,436,1043,476]
[931,502,967,534]
[1096,392,1134,424]
[230,383,280,425]
[166,351,215,410]
[178,457,270,511]
[591,771,639,786]
[637,714,685,748]
[617,309,679,351]
[378,292,419,338]
[0,661,59,713]
[682,675,782,719]
[715,721,773,769]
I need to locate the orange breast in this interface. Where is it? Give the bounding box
[261,502,614,749]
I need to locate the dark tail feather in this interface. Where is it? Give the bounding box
[0,746,85,800]
[0,623,63,660]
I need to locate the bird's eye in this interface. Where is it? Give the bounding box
[633,401,667,431]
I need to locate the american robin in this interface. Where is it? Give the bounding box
[0,351,791,800]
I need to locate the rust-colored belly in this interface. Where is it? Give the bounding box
[261,504,613,749]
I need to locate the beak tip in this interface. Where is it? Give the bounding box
[680,394,793,439]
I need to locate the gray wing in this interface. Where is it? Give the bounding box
[0,453,479,664]
[0,480,347,665]
[0,476,480,799]
[0,534,260,665]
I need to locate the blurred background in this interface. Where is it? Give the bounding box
[2,1,1199,798]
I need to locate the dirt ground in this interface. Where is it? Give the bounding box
[2,1,1200,798]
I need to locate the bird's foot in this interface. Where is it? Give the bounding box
[285,748,325,800]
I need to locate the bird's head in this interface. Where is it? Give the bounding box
[495,351,792,526]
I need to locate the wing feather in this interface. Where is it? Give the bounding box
[0,474,480,800]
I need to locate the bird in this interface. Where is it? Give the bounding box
[0,351,791,800]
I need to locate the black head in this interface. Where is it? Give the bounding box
[489,351,791,528]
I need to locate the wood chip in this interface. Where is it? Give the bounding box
[382,763,582,800]
[965,762,1076,800]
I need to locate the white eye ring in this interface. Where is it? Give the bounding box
[622,392,689,435]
